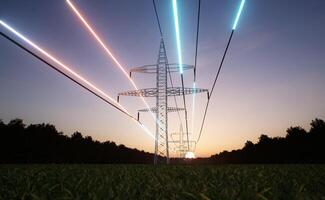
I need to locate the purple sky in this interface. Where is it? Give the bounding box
[1,0,325,157]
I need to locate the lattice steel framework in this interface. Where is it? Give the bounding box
[170,127,196,158]
[118,39,208,164]
[118,87,207,97]
[138,107,185,113]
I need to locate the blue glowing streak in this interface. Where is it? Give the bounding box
[172,0,183,74]
[232,0,246,30]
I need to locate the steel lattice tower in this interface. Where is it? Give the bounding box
[118,39,208,164]
[155,39,169,164]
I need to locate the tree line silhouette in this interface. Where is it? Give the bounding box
[0,119,154,163]
[0,118,324,164]
[207,118,325,164]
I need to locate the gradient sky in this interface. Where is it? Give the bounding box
[1,0,325,157]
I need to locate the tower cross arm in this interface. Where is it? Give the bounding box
[130,63,194,74]
[138,107,185,113]
[118,87,208,97]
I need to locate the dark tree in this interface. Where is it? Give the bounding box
[0,119,154,164]
[208,118,325,164]
[1,118,324,164]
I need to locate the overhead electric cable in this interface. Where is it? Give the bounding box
[0,32,131,118]
[152,0,163,37]
[191,0,201,138]
[196,0,246,146]
[0,20,156,140]
[193,0,201,82]
[172,0,190,150]
[66,0,163,131]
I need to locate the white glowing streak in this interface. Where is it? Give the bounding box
[66,0,163,131]
[0,20,156,139]
[232,0,245,30]
[140,124,155,139]
[172,0,183,74]
[0,21,125,113]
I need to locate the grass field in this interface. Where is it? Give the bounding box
[0,165,324,199]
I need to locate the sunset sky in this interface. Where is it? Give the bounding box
[1,0,325,157]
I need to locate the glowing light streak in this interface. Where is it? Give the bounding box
[172,0,183,74]
[194,0,247,151]
[139,123,155,140]
[66,0,162,130]
[0,20,156,140]
[0,21,124,112]
[232,0,245,30]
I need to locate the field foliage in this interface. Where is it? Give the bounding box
[0,165,324,199]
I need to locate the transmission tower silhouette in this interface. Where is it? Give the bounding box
[170,126,197,158]
[118,39,208,164]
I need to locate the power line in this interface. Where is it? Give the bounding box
[172,0,191,150]
[152,0,163,37]
[193,0,201,82]
[196,0,246,146]
[0,31,158,141]
[66,0,162,136]
[0,32,136,120]
[180,74,190,150]
[191,0,202,142]
[196,30,234,144]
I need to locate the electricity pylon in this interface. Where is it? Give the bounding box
[169,126,196,158]
[118,39,208,164]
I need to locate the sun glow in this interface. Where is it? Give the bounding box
[185,151,195,159]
